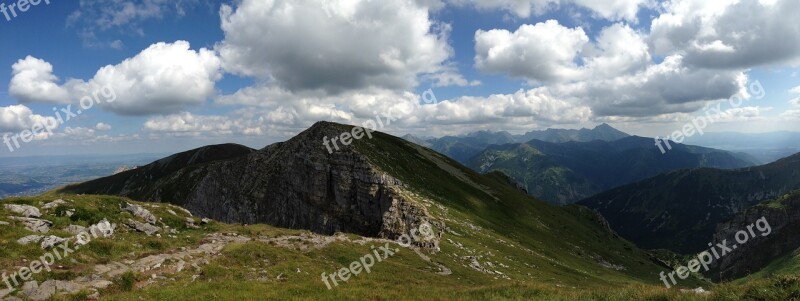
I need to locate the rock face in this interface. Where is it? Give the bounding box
[63,122,433,240]
[706,191,800,281]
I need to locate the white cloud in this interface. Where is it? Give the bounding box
[0,105,57,133]
[9,41,222,116]
[539,55,747,117]
[475,20,589,83]
[95,123,112,131]
[789,86,800,94]
[475,22,650,83]
[9,57,72,104]
[216,0,455,93]
[650,0,800,69]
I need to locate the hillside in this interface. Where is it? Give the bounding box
[466,136,757,205]
[579,153,800,254]
[57,122,698,292]
[3,194,799,300]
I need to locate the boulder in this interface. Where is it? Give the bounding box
[64,225,87,235]
[42,199,68,210]
[17,235,44,245]
[125,219,161,236]
[4,204,41,218]
[122,203,157,224]
[40,236,67,249]
[8,216,52,233]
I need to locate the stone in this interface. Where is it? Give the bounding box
[201,218,212,224]
[122,203,157,224]
[64,225,87,235]
[17,235,44,245]
[88,219,114,238]
[3,204,41,218]
[185,218,199,229]
[8,217,52,233]
[40,236,67,249]
[125,219,161,236]
[167,209,177,216]
[42,199,68,210]
[0,221,9,226]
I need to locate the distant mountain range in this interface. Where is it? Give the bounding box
[579,153,800,254]
[403,124,758,205]
[406,123,630,163]
[466,136,758,204]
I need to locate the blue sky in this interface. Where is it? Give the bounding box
[0,0,799,157]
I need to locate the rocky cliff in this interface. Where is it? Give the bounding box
[707,191,800,281]
[62,122,434,241]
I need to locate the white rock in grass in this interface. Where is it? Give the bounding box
[42,199,68,210]
[64,225,87,235]
[122,203,157,224]
[4,204,41,218]
[8,216,52,233]
[17,235,44,245]
[40,236,67,249]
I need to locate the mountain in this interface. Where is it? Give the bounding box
[579,153,800,254]
[707,190,800,281]
[61,121,679,289]
[466,136,758,205]
[518,123,630,143]
[407,123,631,164]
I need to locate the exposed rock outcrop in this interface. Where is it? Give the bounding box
[707,191,800,280]
[4,204,41,218]
[63,122,434,242]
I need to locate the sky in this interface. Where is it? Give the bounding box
[0,0,799,157]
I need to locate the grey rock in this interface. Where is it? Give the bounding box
[42,199,68,210]
[122,203,157,224]
[125,219,161,236]
[88,219,114,238]
[64,225,87,235]
[185,218,199,229]
[0,221,9,226]
[4,204,41,218]
[17,235,44,245]
[40,236,67,249]
[7,217,52,233]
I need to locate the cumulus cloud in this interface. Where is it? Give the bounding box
[95,123,112,131]
[9,57,73,104]
[475,20,589,83]
[0,105,57,133]
[9,41,221,116]
[475,22,651,83]
[650,0,800,69]
[540,55,747,117]
[216,0,456,93]
[790,86,800,94]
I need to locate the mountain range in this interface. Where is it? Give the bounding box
[406,123,630,163]
[579,153,800,254]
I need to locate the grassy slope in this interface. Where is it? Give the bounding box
[0,194,796,300]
